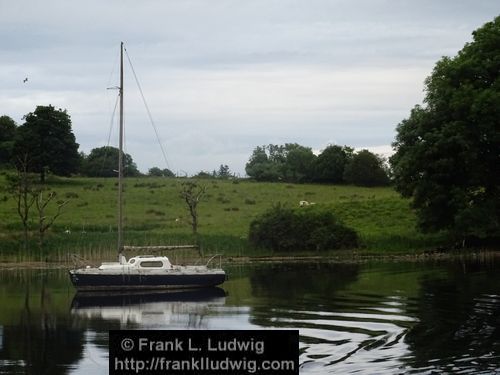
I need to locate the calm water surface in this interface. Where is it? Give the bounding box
[0,259,499,374]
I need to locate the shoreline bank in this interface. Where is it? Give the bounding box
[1,249,498,270]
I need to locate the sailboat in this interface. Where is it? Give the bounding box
[69,42,226,291]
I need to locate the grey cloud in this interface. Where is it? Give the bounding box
[1,0,498,174]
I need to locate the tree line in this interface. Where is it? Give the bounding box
[1,109,390,187]
[0,106,177,180]
[245,143,390,186]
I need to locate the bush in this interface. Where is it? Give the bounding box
[249,204,358,251]
[244,198,256,205]
[65,191,79,198]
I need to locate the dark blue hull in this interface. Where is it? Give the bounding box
[69,271,226,291]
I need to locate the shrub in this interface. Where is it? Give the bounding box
[249,204,358,251]
[217,196,231,204]
[65,191,79,198]
[146,209,165,216]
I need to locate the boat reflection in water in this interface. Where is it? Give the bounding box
[71,288,226,328]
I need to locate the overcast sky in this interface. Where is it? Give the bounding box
[1,1,498,175]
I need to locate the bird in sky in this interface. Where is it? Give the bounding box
[23,77,28,83]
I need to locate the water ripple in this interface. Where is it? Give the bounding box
[261,293,418,374]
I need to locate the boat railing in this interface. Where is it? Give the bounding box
[123,245,199,251]
[70,254,96,268]
[205,254,223,269]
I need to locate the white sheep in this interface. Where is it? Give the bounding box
[299,200,316,207]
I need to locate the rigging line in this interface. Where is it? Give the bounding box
[105,47,121,119]
[100,93,120,176]
[106,93,120,147]
[106,46,120,88]
[124,47,171,171]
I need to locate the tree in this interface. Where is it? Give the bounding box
[5,155,69,250]
[343,149,390,187]
[82,146,140,177]
[282,143,316,182]
[6,156,38,249]
[34,190,69,249]
[390,17,500,239]
[216,164,231,179]
[314,145,353,183]
[148,167,175,177]
[245,145,279,181]
[13,106,80,182]
[0,115,17,166]
[245,143,316,182]
[179,180,206,236]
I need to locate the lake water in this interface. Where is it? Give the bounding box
[0,259,499,374]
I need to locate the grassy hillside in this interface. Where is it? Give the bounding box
[0,174,444,261]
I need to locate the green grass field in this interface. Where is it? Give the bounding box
[0,174,445,261]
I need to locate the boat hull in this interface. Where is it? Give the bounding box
[69,270,226,291]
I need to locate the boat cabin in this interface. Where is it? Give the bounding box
[98,255,173,270]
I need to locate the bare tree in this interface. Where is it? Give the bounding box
[34,190,69,249]
[6,154,69,250]
[6,155,37,250]
[179,180,206,236]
